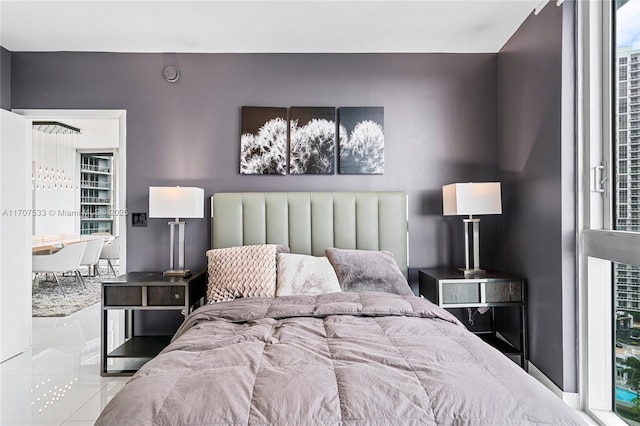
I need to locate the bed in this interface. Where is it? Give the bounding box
[96,191,585,425]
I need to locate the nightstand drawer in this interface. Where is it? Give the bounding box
[442,283,480,304]
[441,281,523,304]
[147,286,185,306]
[420,270,524,306]
[104,286,142,306]
[485,281,522,302]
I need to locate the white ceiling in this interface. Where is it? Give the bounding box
[0,1,544,54]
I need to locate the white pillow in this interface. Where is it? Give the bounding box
[275,253,341,296]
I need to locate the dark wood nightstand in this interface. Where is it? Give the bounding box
[100,270,207,376]
[419,269,527,369]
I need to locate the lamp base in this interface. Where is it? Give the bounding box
[459,268,485,277]
[163,269,192,278]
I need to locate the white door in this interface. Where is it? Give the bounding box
[0,109,32,362]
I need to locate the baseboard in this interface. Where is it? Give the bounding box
[527,361,580,409]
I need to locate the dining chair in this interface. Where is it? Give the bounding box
[100,236,120,276]
[32,241,88,297]
[90,232,113,242]
[80,237,105,278]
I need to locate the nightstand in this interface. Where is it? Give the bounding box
[100,270,207,376]
[419,269,527,369]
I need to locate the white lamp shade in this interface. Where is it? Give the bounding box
[442,182,502,216]
[149,186,204,219]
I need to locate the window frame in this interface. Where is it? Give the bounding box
[579,0,640,424]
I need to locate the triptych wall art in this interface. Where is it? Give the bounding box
[240,106,384,175]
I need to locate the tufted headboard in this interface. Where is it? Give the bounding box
[210,192,408,277]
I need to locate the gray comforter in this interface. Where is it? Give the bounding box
[96,292,585,425]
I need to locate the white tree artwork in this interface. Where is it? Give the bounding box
[338,107,385,174]
[289,107,336,174]
[240,106,287,175]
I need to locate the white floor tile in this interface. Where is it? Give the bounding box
[0,374,32,395]
[0,302,124,425]
[0,347,75,378]
[65,378,127,422]
[1,374,109,423]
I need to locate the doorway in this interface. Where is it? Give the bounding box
[14,109,127,274]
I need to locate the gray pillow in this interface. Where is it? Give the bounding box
[324,248,413,295]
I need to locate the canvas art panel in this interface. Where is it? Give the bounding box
[240,106,288,175]
[289,107,336,174]
[338,107,385,174]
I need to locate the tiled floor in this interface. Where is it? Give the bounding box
[0,303,128,425]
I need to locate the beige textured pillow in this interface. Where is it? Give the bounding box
[275,253,341,296]
[206,244,278,303]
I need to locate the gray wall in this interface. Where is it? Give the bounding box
[10,53,501,282]
[0,47,11,110]
[8,11,577,391]
[497,3,576,391]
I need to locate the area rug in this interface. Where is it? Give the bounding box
[32,265,119,317]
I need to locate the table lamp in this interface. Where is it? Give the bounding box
[442,182,502,276]
[149,186,204,277]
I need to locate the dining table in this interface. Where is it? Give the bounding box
[32,234,106,255]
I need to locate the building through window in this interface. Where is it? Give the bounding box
[80,154,114,235]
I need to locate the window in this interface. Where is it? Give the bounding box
[79,154,114,236]
[620,161,628,174]
[619,205,628,218]
[620,131,628,145]
[621,179,629,189]
[615,261,640,420]
[580,1,640,424]
[614,0,640,230]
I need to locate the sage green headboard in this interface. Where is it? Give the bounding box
[211,192,408,277]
